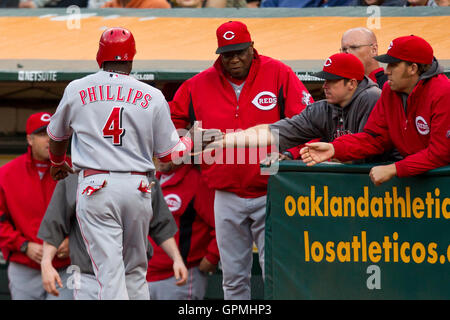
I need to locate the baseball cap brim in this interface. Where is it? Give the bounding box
[374,54,403,64]
[30,125,48,135]
[216,42,251,54]
[312,71,346,80]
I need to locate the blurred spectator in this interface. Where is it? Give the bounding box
[19,0,88,7]
[171,0,245,6]
[0,0,19,7]
[205,0,247,6]
[435,0,448,5]
[260,0,352,7]
[102,0,170,8]
[406,0,438,5]
[246,0,260,6]
[228,0,248,5]
[350,0,406,5]
[171,0,205,6]
[88,0,108,7]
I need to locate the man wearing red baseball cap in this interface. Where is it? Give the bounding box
[0,112,73,300]
[169,20,313,299]
[200,52,399,164]
[301,35,450,185]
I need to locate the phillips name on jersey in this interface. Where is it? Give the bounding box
[79,84,152,109]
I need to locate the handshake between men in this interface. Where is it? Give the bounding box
[187,122,277,159]
[187,121,225,156]
[188,122,289,167]
[187,123,400,187]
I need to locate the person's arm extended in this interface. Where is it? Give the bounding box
[199,124,274,154]
[159,237,188,286]
[41,241,63,296]
[225,124,274,148]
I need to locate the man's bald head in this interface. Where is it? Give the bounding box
[342,28,377,46]
[341,27,380,75]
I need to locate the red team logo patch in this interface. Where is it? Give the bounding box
[251,91,277,111]
[415,116,430,135]
[164,194,182,212]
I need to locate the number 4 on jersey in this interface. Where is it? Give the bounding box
[103,107,125,146]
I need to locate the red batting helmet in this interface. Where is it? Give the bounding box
[96,27,136,68]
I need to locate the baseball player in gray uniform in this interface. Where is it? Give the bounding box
[46,27,190,300]
[38,173,182,300]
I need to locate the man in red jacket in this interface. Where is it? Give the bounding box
[147,161,219,300]
[301,35,450,184]
[170,20,312,299]
[0,112,72,300]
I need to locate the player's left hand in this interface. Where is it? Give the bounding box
[41,261,63,297]
[369,163,397,186]
[173,259,188,286]
[50,161,74,181]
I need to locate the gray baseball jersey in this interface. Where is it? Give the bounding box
[47,70,181,300]
[47,70,180,172]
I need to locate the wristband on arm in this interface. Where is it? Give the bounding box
[49,150,66,167]
[158,136,193,163]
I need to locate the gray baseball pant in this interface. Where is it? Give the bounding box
[214,190,266,300]
[76,172,153,300]
[73,273,99,300]
[8,262,73,300]
[148,266,208,300]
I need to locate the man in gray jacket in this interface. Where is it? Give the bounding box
[272,52,380,152]
[198,52,399,164]
[38,173,185,299]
